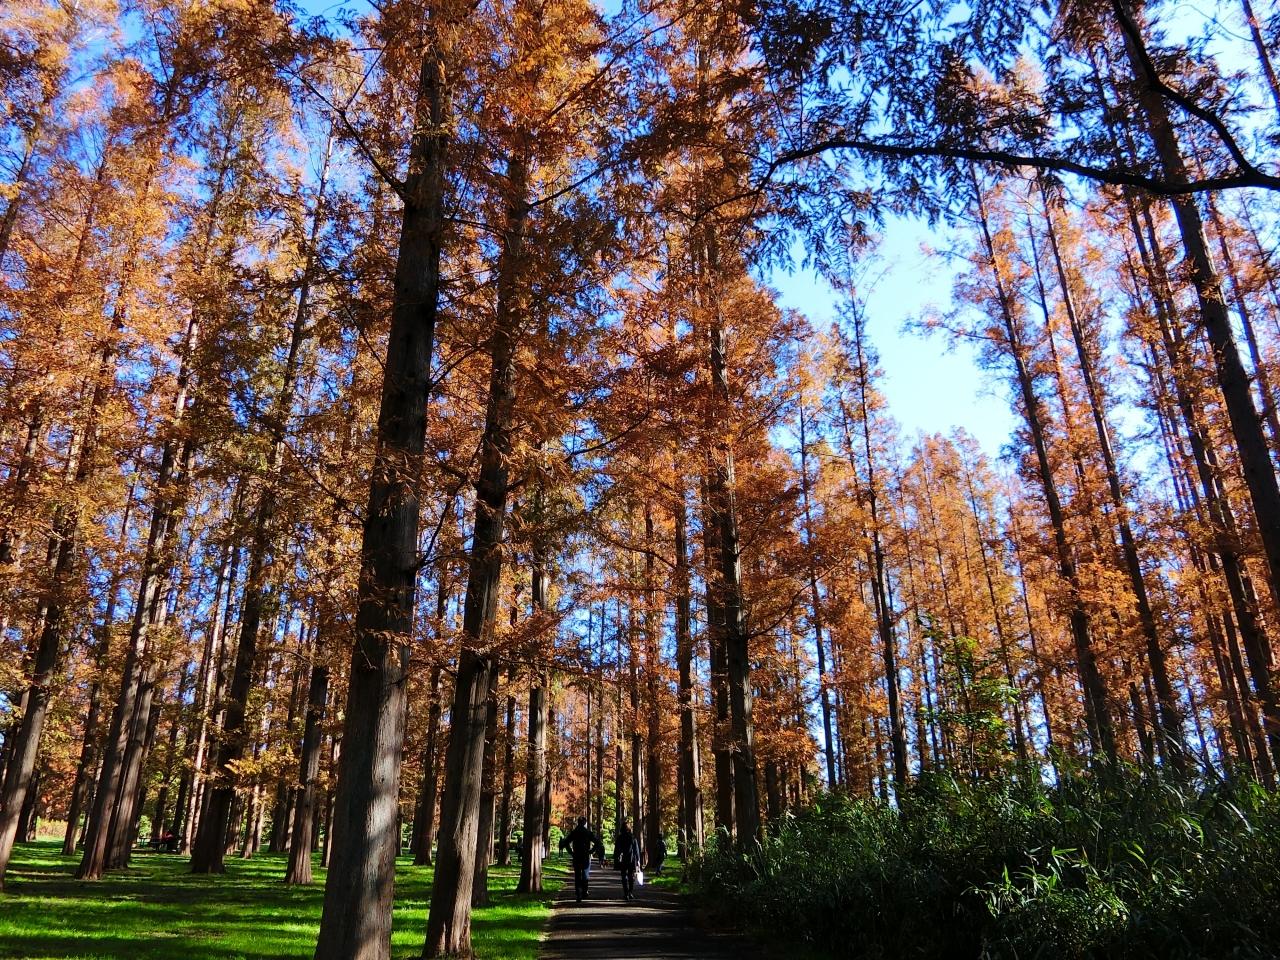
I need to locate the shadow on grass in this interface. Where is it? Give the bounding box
[1,842,565,960]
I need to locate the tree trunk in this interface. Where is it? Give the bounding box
[411,663,444,866]
[312,41,448,960]
[673,476,702,852]
[835,318,910,787]
[285,659,329,885]
[517,676,548,892]
[1038,182,1186,770]
[496,679,517,866]
[0,112,42,266]
[61,477,136,857]
[0,273,125,885]
[797,404,838,790]
[700,474,734,835]
[1239,0,1280,114]
[470,666,500,907]
[194,132,324,871]
[1127,205,1280,769]
[423,156,528,958]
[1120,0,1280,613]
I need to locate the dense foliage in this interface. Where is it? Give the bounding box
[693,772,1280,959]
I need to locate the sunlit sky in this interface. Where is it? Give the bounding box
[769,217,1018,458]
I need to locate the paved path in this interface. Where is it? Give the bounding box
[539,867,749,959]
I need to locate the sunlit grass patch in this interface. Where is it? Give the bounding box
[0,841,563,960]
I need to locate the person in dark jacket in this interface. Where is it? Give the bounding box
[613,819,641,901]
[651,834,667,875]
[559,817,605,902]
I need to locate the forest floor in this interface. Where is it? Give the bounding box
[539,866,752,960]
[0,841,562,960]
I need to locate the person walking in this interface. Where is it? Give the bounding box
[559,817,605,903]
[651,834,667,875]
[614,818,641,902]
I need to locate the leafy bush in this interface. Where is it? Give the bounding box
[689,770,1280,959]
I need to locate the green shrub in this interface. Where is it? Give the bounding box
[689,771,1280,959]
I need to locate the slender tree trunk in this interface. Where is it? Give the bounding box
[194,133,327,872]
[1119,2,1280,611]
[614,673,624,830]
[1130,213,1280,769]
[285,647,328,885]
[470,666,500,907]
[0,271,125,885]
[185,533,239,851]
[1239,0,1280,114]
[518,445,553,893]
[423,156,528,958]
[1203,190,1280,451]
[642,506,663,862]
[797,404,838,790]
[839,317,909,787]
[411,663,444,866]
[0,110,44,266]
[628,598,643,853]
[673,476,702,852]
[496,676,516,866]
[700,474,733,835]
[61,477,138,855]
[79,332,200,879]
[518,674,547,892]
[705,354,760,841]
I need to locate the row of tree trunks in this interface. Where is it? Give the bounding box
[1119,0,1280,620]
[76,109,239,879]
[1035,181,1188,771]
[971,167,1119,764]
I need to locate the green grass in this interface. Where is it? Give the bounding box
[0,841,564,960]
[641,868,684,892]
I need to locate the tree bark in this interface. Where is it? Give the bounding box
[517,676,548,892]
[423,156,528,958]
[1120,0,1280,612]
[470,666,500,907]
[797,403,838,790]
[61,477,138,855]
[312,39,448,960]
[496,676,517,866]
[411,663,444,866]
[700,474,733,835]
[285,655,329,885]
[0,261,126,885]
[673,476,702,852]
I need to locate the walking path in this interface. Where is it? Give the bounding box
[539,867,750,959]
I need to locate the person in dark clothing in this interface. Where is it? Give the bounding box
[613,819,641,901]
[652,834,667,875]
[558,817,605,903]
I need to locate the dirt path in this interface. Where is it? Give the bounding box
[539,867,749,960]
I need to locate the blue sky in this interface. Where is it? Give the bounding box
[769,217,1017,458]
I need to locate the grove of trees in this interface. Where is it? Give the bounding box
[1,0,1279,955]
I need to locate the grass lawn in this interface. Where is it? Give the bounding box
[641,868,684,892]
[0,841,564,960]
